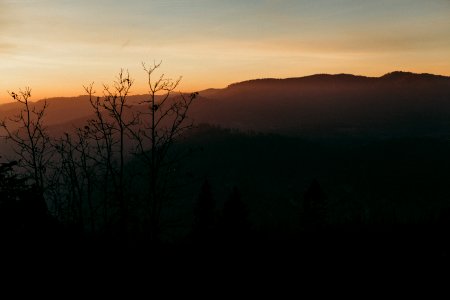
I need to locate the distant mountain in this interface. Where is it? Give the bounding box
[189,71,450,138]
[0,95,149,138]
[1,71,450,139]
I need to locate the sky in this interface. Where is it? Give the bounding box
[1,0,450,102]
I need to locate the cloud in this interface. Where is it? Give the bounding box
[0,1,5,21]
[3,0,51,3]
[0,1,11,28]
[0,1,15,53]
[0,42,14,54]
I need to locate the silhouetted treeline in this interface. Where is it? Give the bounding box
[2,69,450,259]
[0,64,198,248]
[179,125,450,256]
[2,123,450,258]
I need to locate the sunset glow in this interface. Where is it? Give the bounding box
[1,0,450,102]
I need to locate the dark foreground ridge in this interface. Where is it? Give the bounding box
[2,126,450,262]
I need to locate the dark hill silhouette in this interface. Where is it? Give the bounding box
[2,71,450,139]
[189,71,450,137]
[380,71,450,82]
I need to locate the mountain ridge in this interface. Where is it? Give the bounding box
[226,71,450,88]
[2,71,449,107]
[2,71,450,140]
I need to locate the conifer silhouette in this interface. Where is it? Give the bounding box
[193,179,216,243]
[221,186,249,243]
[302,179,327,231]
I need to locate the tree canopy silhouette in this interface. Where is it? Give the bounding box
[193,179,216,242]
[221,186,250,243]
[302,179,327,231]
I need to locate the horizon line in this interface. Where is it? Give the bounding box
[1,70,449,105]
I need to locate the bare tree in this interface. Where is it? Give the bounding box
[83,62,197,241]
[0,87,52,196]
[130,61,198,241]
[53,129,97,232]
[83,70,137,237]
[2,61,198,246]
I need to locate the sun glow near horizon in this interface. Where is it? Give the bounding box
[1,0,450,103]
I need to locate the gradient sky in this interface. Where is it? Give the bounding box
[1,0,450,102]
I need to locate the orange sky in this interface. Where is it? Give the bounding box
[1,0,450,103]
